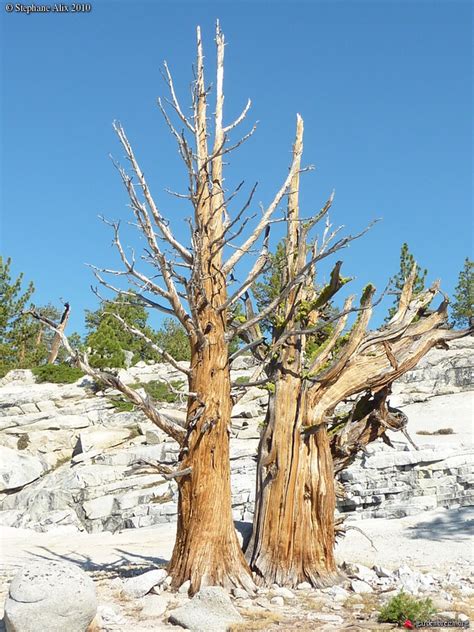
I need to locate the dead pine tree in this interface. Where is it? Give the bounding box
[30,23,306,593]
[47,301,70,364]
[234,118,472,588]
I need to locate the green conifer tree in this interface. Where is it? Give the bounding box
[451,257,474,328]
[386,243,428,321]
[0,257,36,372]
[85,293,159,368]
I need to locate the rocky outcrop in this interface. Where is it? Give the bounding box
[0,362,263,533]
[0,446,46,492]
[391,337,473,404]
[338,440,473,520]
[0,337,472,532]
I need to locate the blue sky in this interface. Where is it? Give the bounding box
[1,0,472,335]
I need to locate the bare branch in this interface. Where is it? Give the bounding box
[113,121,193,263]
[231,221,375,338]
[109,313,191,376]
[223,98,251,133]
[162,60,195,132]
[222,114,304,276]
[219,226,270,311]
[26,309,186,444]
[88,270,175,316]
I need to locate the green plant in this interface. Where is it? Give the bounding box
[131,379,185,403]
[235,376,250,385]
[109,397,135,412]
[451,257,473,328]
[154,318,190,361]
[386,243,428,322]
[32,364,84,384]
[378,591,436,626]
[85,292,160,369]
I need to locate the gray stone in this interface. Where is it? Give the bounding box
[0,446,45,491]
[313,613,344,624]
[321,585,350,601]
[270,596,284,606]
[273,586,295,599]
[350,579,373,594]
[350,563,378,584]
[231,355,256,370]
[123,350,134,369]
[178,579,191,594]
[297,581,312,590]
[232,401,261,418]
[0,369,36,386]
[122,569,168,599]
[231,588,249,599]
[75,428,135,455]
[168,586,242,631]
[4,561,97,632]
[141,594,168,618]
[96,603,127,625]
[373,565,393,579]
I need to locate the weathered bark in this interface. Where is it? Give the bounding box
[330,387,408,474]
[244,103,473,586]
[168,312,253,593]
[249,375,340,587]
[47,302,70,364]
[167,24,254,593]
[247,116,340,586]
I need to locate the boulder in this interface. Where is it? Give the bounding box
[230,355,256,370]
[273,586,295,600]
[0,446,45,491]
[4,561,97,632]
[232,402,261,419]
[0,369,36,387]
[74,428,136,455]
[169,586,242,631]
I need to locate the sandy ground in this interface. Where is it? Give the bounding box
[1,506,472,585]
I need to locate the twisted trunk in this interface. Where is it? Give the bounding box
[168,309,253,594]
[248,377,339,586]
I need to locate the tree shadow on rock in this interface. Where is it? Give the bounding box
[25,546,168,579]
[406,507,473,542]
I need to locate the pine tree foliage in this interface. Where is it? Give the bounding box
[0,258,67,372]
[251,239,339,357]
[155,318,191,362]
[451,257,474,328]
[386,243,427,321]
[85,294,159,368]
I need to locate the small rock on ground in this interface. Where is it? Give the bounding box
[168,586,242,631]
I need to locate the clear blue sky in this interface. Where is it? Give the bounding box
[1,1,472,335]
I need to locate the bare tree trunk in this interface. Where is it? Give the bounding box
[168,311,253,593]
[249,377,340,587]
[47,302,70,364]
